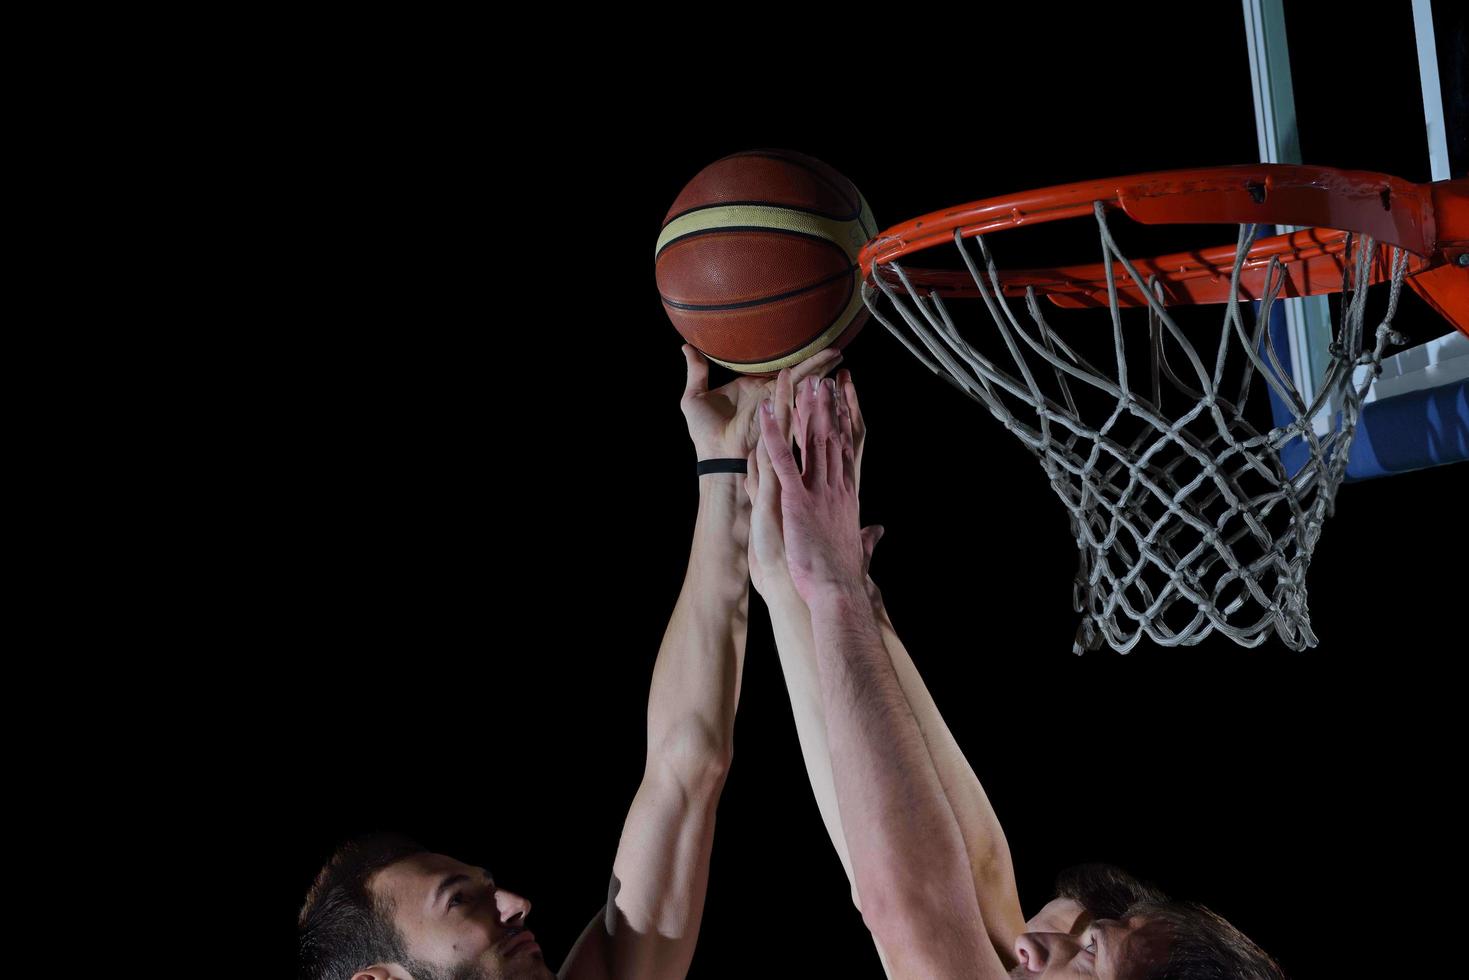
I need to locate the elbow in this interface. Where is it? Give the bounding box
[857,890,899,942]
[861,896,930,959]
[650,719,732,797]
[854,866,967,952]
[972,838,1017,897]
[853,865,909,940]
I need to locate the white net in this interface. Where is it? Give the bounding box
[863,204,1409,652]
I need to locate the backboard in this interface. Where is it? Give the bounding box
[1243,0,1467,478]
[846,2,1465,650]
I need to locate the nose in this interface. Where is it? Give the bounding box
[496,887,532,926]
[1014,931,1076,973]
[1014,933,1049,973]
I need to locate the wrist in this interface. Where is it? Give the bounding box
[804,583,884,642]
[695,479,752,546]
[695,442,747,463]
[695,456,747,478]
[801,580,871,613]
[752,561,796,600]
[697,472,749,502]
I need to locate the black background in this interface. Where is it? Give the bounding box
[278,4,1464,977]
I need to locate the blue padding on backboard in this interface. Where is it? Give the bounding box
[1344,379,1469,479]
[1272,380,1469,481]
[1252,298,1467,481]
[1277,428,1310,480]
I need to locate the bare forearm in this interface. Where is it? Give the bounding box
[646,476,749,778]
[872,599,1025,961]
[598,477,749,980]
[806,587,978,932]
[763,576,897,976]
[766,574,1017,914]
[760,577,858,885]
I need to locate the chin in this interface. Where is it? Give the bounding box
[500,951,556,980]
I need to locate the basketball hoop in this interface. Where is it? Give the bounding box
[858,165,1467,652]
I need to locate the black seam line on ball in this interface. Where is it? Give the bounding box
[661,265,856,312]
[662,197,864,229]
[656,225,850,261]
[717,277,858,365]
[719,149,860,213]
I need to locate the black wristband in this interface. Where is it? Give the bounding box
[696,458,748,476]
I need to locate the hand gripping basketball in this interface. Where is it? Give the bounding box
[680,345,842,461]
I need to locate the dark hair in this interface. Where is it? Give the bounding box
[1054,863,1171,919]
[1054,864,1286,980]
[297,833,428,980]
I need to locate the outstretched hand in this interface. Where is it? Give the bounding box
[680,344,842,462]
[746,369,879,600]
[754,374,869,604]
[793,368,867,490]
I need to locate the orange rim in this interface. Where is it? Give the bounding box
[859,164,1467,332]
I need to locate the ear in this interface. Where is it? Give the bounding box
[352,966,412,980]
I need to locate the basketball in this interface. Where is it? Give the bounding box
[655,149,876,375]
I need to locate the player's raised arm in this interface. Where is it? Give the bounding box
[746,369,1025,971]
[560,346,841,980]
[754,376,1006,980]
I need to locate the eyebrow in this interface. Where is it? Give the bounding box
[432,873,472,908]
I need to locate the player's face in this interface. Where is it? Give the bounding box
[1010,912,1171,978]
[370,852,554,980]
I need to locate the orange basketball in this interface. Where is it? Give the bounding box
[655,149,876,375]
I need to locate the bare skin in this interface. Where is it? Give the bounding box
[750,371,1171,980]
[361,854,551,980]
[754,376,1006,979]
[1009,913,1173,978]
[351,346,843,980]
[745,368,1025,973]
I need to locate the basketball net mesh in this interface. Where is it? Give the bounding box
[863,204,1409,652]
